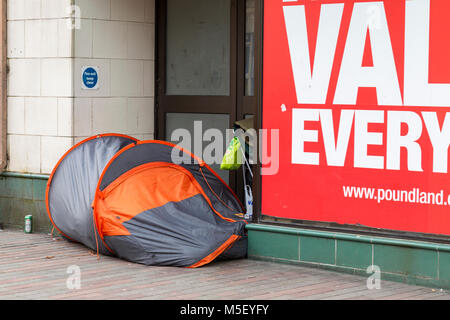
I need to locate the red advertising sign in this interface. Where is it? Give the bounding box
[262,0,450,235]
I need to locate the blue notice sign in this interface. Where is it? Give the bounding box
[82,66,99,89]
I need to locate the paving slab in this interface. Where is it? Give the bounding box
[0,229,448,300]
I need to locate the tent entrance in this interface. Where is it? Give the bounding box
[95,161,243,239]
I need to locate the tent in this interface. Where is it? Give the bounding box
[46,135,248,267]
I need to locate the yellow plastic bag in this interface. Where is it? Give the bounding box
[220,137,242,170]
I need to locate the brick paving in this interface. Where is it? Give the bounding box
[0,229,449,300]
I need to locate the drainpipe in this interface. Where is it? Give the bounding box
[0,0,6,171]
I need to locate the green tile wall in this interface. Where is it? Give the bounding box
[438,251,450,281]
[248,230,299,261]
[0,174,51,233]
[247,224,450,289]
[373,244,438,279]
[300,236,335,265]
[336,240,372,269]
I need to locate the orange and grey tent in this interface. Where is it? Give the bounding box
[46,135,247,267]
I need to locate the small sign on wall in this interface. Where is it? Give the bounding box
[81,66,99,90]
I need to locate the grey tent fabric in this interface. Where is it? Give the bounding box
[46,134,137,254]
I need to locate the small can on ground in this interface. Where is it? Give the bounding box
[24,215,32,234]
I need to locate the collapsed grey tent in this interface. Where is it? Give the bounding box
[47,135,248,267]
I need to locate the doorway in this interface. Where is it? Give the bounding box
[156,0,262,203]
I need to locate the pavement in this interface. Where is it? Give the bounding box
[0,229,449,300]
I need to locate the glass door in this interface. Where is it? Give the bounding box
[156,0,261,196]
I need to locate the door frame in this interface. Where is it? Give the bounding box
[0,0,6,171]
[155,0,263,222]
[155,0,238,134]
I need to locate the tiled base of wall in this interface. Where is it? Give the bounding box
[247,224,450,290]
[0,172,51,233]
